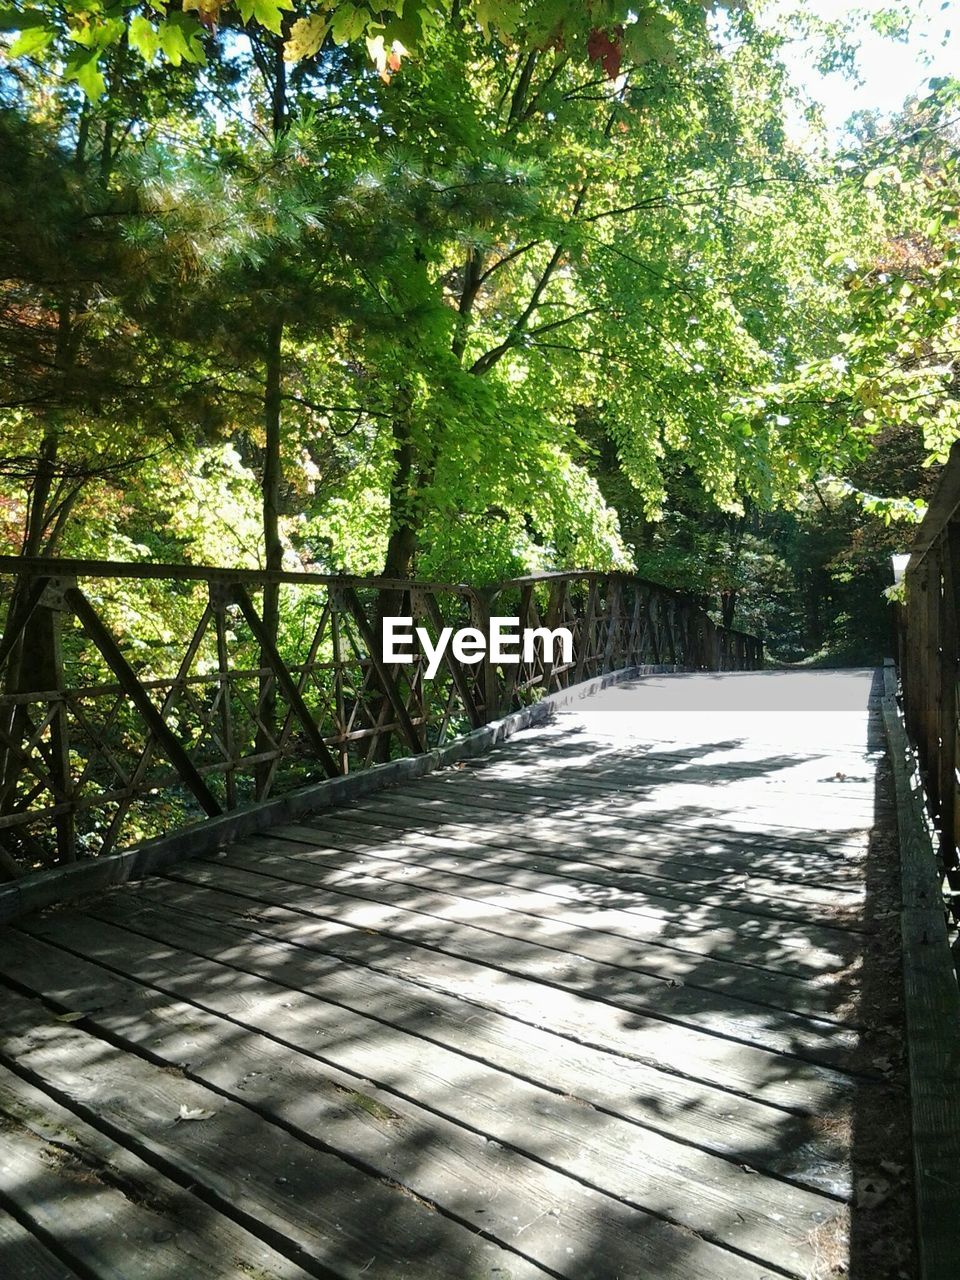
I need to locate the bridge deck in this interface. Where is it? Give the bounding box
[0,669,905,1280]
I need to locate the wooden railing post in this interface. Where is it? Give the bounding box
[471,590,500,725]
[937,524,960,877]
[919,553,942,786]
[210,584,238,810]
[34,580,74,865]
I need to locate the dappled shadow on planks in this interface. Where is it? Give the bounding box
[0,667,902,1279]
[0,915,779,1280]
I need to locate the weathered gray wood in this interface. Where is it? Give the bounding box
[378,778,874,843]
[415,760,879,807]
[89,878,857,1111]
[253,823,864,959]
[330,803,870,947]
[0,666,888,1279]
[213,829,862,976]
[0,1209,79,1280]
[0,928,772,1280]
[907,438,960,572]
[0,923,829,1276]
[293,805,869,891]
[278,809,866,928]
[273,815,864,917]
[0,1065,312,1280]
[211,837,860,1021]
[160,855,857,1068]
[347,788,871,863]
[17,906,850,1198]
[883,696,960,1280]
[0,989,549,1280]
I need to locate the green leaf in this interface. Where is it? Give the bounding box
[250,0,293,37]
[331,4,370,45]
[8,24,53,55]
[64,47,106,99]
[158,13,206,66]
[475,0,520,36]
[128,14,160,63]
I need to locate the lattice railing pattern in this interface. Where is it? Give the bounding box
[0,558,762,875]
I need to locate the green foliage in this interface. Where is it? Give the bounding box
[1,0,953,667]
[0,0,693,100]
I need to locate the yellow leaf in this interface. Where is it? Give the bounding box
[283,13,329,61]
[366,32,387,73]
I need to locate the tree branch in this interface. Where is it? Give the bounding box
[476,239,541,285]
[470,185,588,376]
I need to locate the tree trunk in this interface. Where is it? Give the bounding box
[254,35,289,798]
[256,317,284,797]
[383,521,417,580]
[721,590,737,630]
[805,569,827,652]
[370,402,419,761]
[381,391,418,579]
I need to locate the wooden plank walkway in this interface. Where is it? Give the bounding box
[0,668,898,1280]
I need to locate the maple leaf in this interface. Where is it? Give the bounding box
[587,26,623,80]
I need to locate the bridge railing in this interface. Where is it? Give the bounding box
[894,440,960,897]
[0,556,762,877]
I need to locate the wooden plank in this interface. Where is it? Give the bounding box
[213,837,861,1021]
[474,739,879,786]
[0,1211,79,1280]
[0,923,824,1278]
[17,904,851,1198]
[907,437,960,572]
[0,989,547,1280]
[883,696,960,1280]
[412,766,878,823]
[273,814,866,915]
[337,800,870,898]
[274,810,867,924]
[88,878,858,1111]
[308,804,865,954]
[0,1065,312,1280]
[392,779,874,841]
[297,805,867,929]
[406,775,878,843]
[297,806,869,892]
[161,854,858,1067]
[350,786,872,859]
[417,757,879,804]
[533,748,881,786]
[0,663,645,925]
[0,929,772,1280]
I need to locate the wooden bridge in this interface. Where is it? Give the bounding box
[0,543,955,1278]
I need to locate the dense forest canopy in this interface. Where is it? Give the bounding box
[1,0,958,660]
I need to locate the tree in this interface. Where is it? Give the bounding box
[281,10,871,582]
[0,0,685,99]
